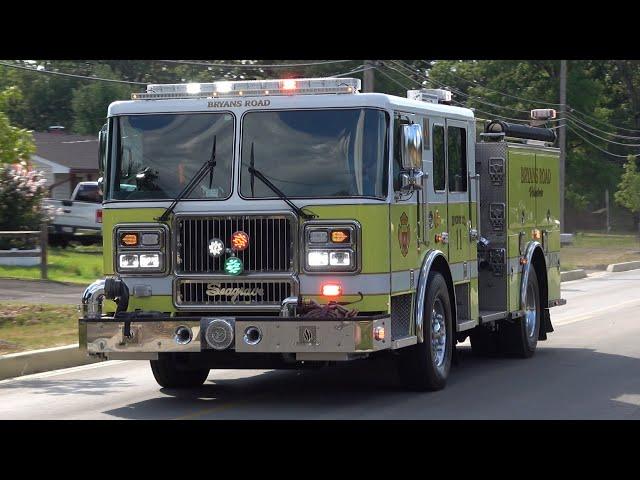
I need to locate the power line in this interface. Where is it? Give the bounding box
[566,116,640,146]
[567,124,638,160]
[379,62,539,125]
[333,64,377,78]
[375,65,418,91]
[377,63,542,127]
[388,60,536,118]
[569,106,640,134]
[159,59,353,68]
[567,111,640,139]
[418,60,562,107]
[0,61,146,85]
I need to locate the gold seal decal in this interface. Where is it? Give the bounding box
[398,212,410,257]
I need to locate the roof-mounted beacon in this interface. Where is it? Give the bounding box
[407,88,453,105]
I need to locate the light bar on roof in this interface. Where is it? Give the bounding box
[131,77,361,100]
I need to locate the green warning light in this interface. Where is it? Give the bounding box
[224,256,244,276]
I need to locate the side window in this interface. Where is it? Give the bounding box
[447,126,467,192]
[393,114,410,191]
[432,124,445,191]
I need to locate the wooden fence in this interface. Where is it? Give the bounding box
[0,223,48,279]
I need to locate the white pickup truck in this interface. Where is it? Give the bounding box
[44,181,103,246]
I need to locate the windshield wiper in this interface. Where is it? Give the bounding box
[247,142,316,220]
[156,136,216,222]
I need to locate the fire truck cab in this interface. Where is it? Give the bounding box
[80,77,564,391]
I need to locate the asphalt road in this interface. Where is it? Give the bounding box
[1,270,639,419]
[0,279,85,305]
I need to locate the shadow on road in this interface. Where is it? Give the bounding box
[102,346,640,420]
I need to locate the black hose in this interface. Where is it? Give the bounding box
[485,120,556,143]
[104,276,130,314]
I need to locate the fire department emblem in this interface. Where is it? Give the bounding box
[434,209,442,228]
[398,212,410,257]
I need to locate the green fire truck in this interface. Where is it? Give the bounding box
[79,77,564,391]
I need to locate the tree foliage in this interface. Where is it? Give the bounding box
[2,59,640,219]
[0,86,34,165]
[615,156,640,214]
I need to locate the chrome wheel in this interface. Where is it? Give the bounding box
[431,298,447,367]
[525,282,538,339]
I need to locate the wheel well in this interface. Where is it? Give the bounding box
[530,248,549,340]
[429,255,457,324]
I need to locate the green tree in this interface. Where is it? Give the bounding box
[0,86,34,165]
[615,155,640,233]
[71,65,132,135]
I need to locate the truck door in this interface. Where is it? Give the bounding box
[445,119,471,268]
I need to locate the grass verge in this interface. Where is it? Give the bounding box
[0,302,78,355]
[561,232,640,271]
[0,245,102,285]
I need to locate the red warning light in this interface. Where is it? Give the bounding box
[231,231,250,251]
[321,283,342,297]
[282,79,296,90]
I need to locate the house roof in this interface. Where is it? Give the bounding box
[31,131,99,172]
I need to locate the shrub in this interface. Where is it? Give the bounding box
[0,162,50,249]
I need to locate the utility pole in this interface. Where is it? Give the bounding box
[605,189,611,233]
[363,60,375,93]
[559,60,567,233]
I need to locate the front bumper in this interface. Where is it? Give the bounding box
[79,314,391,358]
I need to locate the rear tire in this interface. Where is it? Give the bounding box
[150,356,210,388]
[499,269,541,358]
[397,272,453,391]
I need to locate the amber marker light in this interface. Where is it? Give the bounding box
[330,229,350,243]
[120,233,139,247]
[374,326,385,342]
[321,283,342,298]
[231,231,250,252]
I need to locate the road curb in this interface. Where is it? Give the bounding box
[606,261,640,273]
[561,269,587,282]
[0,344,102,381]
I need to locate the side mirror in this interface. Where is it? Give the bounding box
[98,123,108,172]
[401,123,423,170]
[399,123,424,192]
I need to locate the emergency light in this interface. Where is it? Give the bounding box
[131,78,361,100]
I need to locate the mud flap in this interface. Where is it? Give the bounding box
[539,308,553,340]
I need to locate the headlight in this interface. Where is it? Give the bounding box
[303,223,359,273]
[307,251,329,267]
[329,251,351,266]
[119,254,139,269]
[115,225,167,274]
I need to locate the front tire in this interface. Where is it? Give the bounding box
[150,356,210,388]
[397,272,453,391]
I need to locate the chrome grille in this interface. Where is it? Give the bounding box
[391,294,413,340]
[176,215,294,274]
[176,279,293,310]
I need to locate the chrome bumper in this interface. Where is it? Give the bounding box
[80,314,391,357]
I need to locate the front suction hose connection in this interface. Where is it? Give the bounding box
[104,276,130,313]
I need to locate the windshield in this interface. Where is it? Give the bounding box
[106,113,234,201]
[240,108,389,199]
